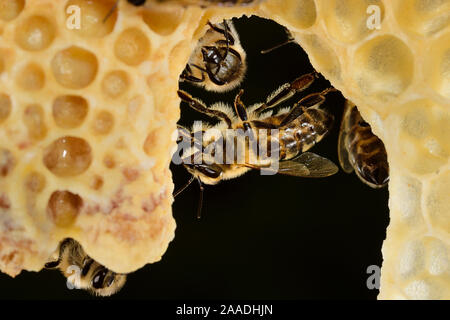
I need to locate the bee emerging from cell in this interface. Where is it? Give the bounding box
[180,19,247,92]
[174,72,339,218]
[45,238,127,296]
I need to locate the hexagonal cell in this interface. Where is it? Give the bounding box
[114,28,151,66]
[65,0,117,38]
[127,95,143,117]
[43,136,92,177]
[399,99,450,158]
[143,130,159,156]
[0,0,24,21]
[390,174,424,226]
[352,35,414,101]
[0,148,15,177]
[398,239,425,280]
[396,135,447,175]
[0,93,11,123]
[103,154,115,168]
[424,32,450,99]
[23,104,47,141]
[143,5,184,36]
[16,63,45,91]
[52,95,89,129]
[14,15,55,51]
[394,0,450,36]
[404,279,444,300]
[122,167,139,182]
[426,170,450,237]
[92,110,114,135]
[261,0,317,29]
[102,70,130,98]
[298,34,342,81]
[169,40,190,79]
[25,171,46,193]
[423,237,449,276]
[47,190,83,227]
[400,99,431,139]
[51,46,98,89]
[90,175,104,190]
[323,0,385,43]
[432,105,450,156]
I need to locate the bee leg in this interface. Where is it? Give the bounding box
[234,90,257,157]
[279,88,337,127]
[207,20,235,45]
[177,90,233,128]
[44,260,60,269]
[173,175,195,198]
[180,64,206,83]
[196,178,204,220]
[260,38,296,54]
[176,125,197,144]
[234,89,249,122]
[44,238,75,269]
[255,72,318,113]
[176,125,203,156]
[103,0,119,23]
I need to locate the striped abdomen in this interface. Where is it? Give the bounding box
[279,108,334,160]
[345,106,389,187]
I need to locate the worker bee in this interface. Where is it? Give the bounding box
[338,101,389,188]
[45,238,127,296]
[180,19,246,92]
[174,72,339,217]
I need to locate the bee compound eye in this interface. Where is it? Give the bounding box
[92,268,108,289]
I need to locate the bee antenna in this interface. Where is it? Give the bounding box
[223,19,230,59]
[173,175,195,198]
[322,87,338,95]
[103,0,119,23]
[197,178,204,220]
[260,38,296,55]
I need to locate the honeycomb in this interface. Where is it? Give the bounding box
[0,0,449,299]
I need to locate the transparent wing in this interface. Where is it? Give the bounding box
[338,101,355,174]
[276,152,339,178]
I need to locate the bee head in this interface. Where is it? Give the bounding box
[90,266,127,297]
[184,163,223,185]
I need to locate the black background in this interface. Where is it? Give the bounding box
[0,16,389,300]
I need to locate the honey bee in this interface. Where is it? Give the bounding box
[45,238,127,296]
[180,19,246,92]
[338,101,389,188]
[175,72,339,217]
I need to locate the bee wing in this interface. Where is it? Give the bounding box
[338,101,355,174]
[276,152,339,178]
